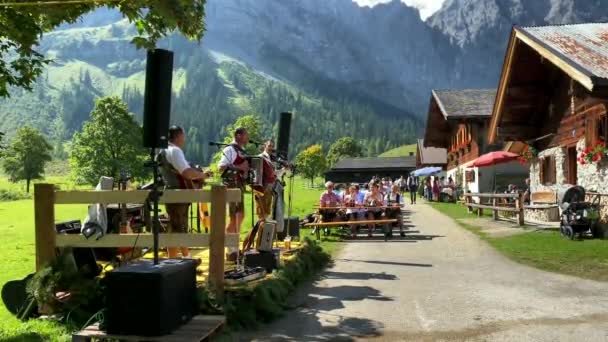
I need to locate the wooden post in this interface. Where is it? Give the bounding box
[516,192,525,226]
[34,184,56,271]
[466,195,472,214]
[492,197,498,220]
[209,185,226,303]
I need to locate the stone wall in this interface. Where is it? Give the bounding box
[529,138,608,227]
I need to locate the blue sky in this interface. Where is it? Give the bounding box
[352,0,446,20]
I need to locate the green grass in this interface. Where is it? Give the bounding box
[430,202,608,282]
[0,175,339,340]
[378,144,417,157]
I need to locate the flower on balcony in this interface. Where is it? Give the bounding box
[517,145,538,164]
[578,142,607,165]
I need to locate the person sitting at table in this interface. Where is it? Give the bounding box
[364,183,385,237]
[344,185,364,238]
[385,184,405,237]
[319,181,341,223]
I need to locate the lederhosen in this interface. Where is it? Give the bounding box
[255,154,277,218]
[157,148,190,233]
[223,143,247,215]
[385,193,401,219]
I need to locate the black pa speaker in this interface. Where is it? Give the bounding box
[276,112,292,160]
[143,49,174,149]
[278,216,300,241]
[104,259,197,336]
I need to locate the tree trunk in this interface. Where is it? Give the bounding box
[26,178,31,193]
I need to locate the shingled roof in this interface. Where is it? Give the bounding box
[517,23,608,89]
[431,89,496,119]
[331,157,416,170]
[417,139,447,165]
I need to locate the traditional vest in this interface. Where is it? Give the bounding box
[261,154,277,186]
[156,150,182,189]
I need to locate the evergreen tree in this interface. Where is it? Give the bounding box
[1,127,52,193]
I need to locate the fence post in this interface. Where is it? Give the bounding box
[466,195,472,214]
[492,197,498,220]
[516,192,525,226]
[34,184,56,271]
[209,185,226,303]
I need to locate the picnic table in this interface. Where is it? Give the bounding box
[304,219,398,241]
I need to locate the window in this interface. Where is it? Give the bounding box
[539,155,556,185]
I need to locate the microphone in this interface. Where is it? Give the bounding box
[209,141,229,147]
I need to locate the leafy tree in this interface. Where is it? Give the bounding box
[327,137,364,166]
[69,97,148,186]
[295,144,326,186]
[0,0,206,97]
[223,114,269,156]
[1,127,52,193]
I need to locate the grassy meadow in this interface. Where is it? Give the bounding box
[430,201,608,282]
[378,144,417,157]
[0,172,333,341]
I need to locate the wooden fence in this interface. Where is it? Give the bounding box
[34,183,242,300]
[463,192,525,226]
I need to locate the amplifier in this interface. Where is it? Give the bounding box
[277,217,300,241]
[244,249,280,273]
[104,259,197,336]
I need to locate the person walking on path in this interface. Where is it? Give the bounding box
[406,173,419,204]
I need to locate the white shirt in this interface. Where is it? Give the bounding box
[219,142,238,169]
[165,143,189,174]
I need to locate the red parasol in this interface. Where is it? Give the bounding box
[468,151,519,168]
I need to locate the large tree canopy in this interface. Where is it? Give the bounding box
[295,144,326,186]
[0,0,206,97]
[69,96,148,185]
[327,137,364,167]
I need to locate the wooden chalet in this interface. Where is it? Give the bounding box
[416,139,447,169]
[424,89,497,171]
[424,88,528,192]
[489,23,608,196]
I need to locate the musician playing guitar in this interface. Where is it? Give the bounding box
[157,126,211,259]
[218,127,250,262]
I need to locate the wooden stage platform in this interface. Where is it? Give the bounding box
[71,315,225,342]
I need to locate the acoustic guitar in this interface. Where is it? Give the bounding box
[175,163,213,232]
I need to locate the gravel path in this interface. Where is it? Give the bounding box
[238,203,608,341]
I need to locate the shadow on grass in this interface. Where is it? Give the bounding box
[1,333,46,342]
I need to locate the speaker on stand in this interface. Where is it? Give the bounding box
[105,49,197,336]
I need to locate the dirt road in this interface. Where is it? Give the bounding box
[241,204,608,341]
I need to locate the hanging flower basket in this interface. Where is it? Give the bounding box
[518,145,538,164]
[578,142,607,165]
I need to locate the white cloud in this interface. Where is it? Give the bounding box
[353,0,446,20]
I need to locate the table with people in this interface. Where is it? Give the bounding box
[314,180,406,239]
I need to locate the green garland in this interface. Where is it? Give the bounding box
[204,238,331,330]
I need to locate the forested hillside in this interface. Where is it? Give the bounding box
[0,35,420,163]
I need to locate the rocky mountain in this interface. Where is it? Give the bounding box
[2,0,608,162]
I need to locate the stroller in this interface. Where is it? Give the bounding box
[559,186,600,240]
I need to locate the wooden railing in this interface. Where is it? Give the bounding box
[34,183,242,300]
[463,192,525,226]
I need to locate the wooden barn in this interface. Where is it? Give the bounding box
[488,23,608,223]
[324,157,416,184]
[423,89,527,193]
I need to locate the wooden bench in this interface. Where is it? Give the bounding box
[463,193,525,226]
[525,191,559,222]
[304,219,398,240]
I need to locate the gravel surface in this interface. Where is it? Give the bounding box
[237,204,608,341]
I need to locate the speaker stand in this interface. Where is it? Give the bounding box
[144,149,163,265]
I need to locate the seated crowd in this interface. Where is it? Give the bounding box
[318,179,405,238]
